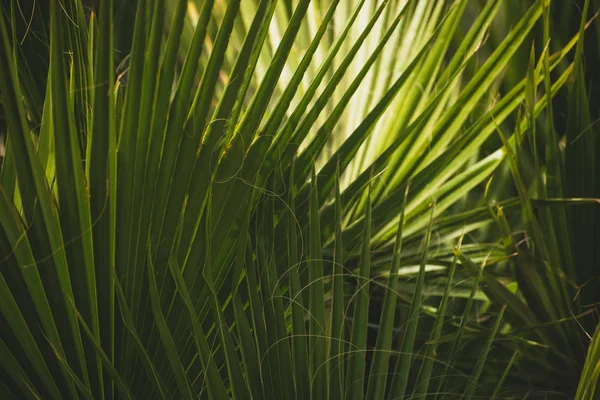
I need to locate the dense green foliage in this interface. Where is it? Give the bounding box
[0,0,599,398]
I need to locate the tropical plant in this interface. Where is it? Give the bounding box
[0,0,598,399]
